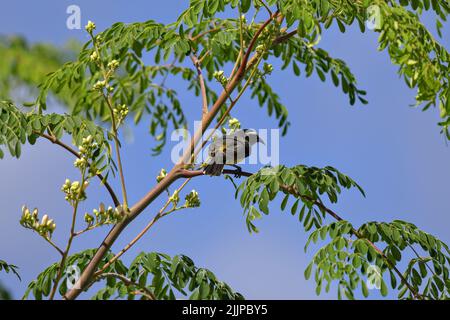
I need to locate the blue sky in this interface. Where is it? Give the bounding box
[0,1,449,299]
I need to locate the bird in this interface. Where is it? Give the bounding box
[203,129,265,177]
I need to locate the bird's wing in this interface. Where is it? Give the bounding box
[208,134,247,164]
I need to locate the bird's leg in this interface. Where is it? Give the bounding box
[228,164,243,178]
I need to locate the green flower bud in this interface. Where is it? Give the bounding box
[84,213,94,224]
[157,168,167,182]
[228,117,241,130]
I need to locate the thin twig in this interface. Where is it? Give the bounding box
[408,243,437,278]
[49,167,87,300]
[190,54,209,120]
[90,32,128,209]
[43,237,64,256]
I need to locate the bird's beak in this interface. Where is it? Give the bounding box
[258,136,266,145]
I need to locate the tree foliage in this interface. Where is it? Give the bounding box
[0,0,449,300]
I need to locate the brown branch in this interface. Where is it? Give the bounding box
[38,132,120,207]
[273,30,297,45]
[190,54,209,120]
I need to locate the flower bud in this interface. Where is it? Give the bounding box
[84,213,94,224]
[157,168,167,182]
[228,118,241,129]
[107,60,120,70]
[93,80,107,91]
[71,181,80,191]
[90,51,99,61]
[85,20,96,33]
[169,190,180,205]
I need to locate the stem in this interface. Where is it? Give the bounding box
[49,168,87,300]
[190,54,209,120]
[90,32,128,209]
[408,243,437,278]
[43,237,64,256]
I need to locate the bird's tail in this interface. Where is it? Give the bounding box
[203,162,225,176]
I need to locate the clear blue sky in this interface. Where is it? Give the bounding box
[0,1,449,299]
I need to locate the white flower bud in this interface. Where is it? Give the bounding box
[90,51,99,61]
[85,20,96,33]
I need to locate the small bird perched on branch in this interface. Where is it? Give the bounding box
[203,129,265,177]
